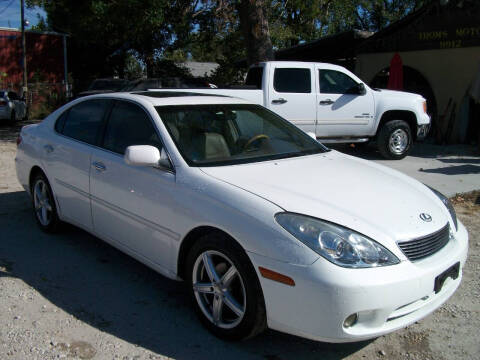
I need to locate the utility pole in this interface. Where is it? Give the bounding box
[20,0,28,103]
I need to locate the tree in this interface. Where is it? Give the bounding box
[237,0,274,64]
[26,0,199,84]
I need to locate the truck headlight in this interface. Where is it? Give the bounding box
[427,186,458,231]
[275,213,399,268]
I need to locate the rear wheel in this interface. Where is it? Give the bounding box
[31,173,61,232]
[377,120,412,160]
[186,233,266,340]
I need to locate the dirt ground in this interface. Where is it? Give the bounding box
[0,121,479,360]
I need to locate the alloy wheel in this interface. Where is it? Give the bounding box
[33,179,53,226]
[389,128,409,155]
[192,250,246,329]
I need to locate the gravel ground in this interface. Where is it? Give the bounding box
[1,121,479,360]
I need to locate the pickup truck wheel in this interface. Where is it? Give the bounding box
[186,232,267,340]
[378,120,412,160]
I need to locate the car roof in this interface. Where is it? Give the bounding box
[85,91,252,106]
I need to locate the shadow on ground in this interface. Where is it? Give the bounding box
[0,190,370,360]
[328,142,479,161]
[419,164,480,175]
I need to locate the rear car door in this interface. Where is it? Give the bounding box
[90,100,178,272]
[267,65,317,133]
[45,99,110,230]
[315,67,375,138]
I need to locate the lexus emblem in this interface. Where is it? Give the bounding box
[419,213,432,222]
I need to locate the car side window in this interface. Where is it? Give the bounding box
[61,100,109,145]
[54,110,69,133]
[102,101,162,155]
[273,68,311,93]
[8,92,18,100]
[319,70,358,94]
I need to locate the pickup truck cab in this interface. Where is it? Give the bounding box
[165,61,431,159]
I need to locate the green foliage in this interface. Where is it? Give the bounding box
[124,53,144,80]
[26,0,430,86]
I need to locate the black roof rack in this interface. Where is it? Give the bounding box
[132,91,229,98]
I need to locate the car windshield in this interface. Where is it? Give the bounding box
[156,104,328,167]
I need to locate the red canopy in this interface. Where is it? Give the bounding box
[387,53,404,91]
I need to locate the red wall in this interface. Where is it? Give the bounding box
[0,29,64,88]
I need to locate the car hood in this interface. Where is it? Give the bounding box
[374,88,424,101]
[200,151,450,249]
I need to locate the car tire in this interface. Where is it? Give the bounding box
[186,232,267,340]
[31,172,62,233]
[377,120,412,160]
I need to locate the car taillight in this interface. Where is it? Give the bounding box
[16,135,22,146]
[0,100,6,106]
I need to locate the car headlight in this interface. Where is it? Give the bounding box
[427,186,458,231]
[275,213,400,268]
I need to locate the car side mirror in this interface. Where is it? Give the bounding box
[124,145,169,169]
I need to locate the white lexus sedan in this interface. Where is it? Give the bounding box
[15,92,468,342]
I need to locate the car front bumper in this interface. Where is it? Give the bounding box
[249,220,468,343]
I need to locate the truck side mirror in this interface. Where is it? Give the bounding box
[357,83,366,95]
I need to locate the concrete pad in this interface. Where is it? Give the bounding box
[330,143,480,197]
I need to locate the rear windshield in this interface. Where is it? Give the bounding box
[156,104,327,167]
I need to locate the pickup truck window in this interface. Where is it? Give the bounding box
[157,104,326,167]
[245,67,263,89]
[8,91,18,100]
[319,70,358,94]
[274,68,311,93]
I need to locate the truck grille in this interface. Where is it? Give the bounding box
[398,224,450,261]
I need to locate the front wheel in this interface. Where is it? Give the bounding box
[377,120,412,160]
[186,233,266,340]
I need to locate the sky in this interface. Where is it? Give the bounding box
[0,0,46,29]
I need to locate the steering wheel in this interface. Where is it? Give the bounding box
[243,134,270,151]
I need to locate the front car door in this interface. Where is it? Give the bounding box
[267,64,317,133]
[315,66,375,138]
[90,100,178,274]
[44,99,110,230]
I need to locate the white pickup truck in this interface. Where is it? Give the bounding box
[164,61,431,159]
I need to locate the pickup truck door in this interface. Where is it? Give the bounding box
[267,64,317,133]
[315,67,375,138]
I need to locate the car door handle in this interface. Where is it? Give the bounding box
[272,98,288,104]
[43,144,54,153]
[319,99,334,105]
[92,161,106,171]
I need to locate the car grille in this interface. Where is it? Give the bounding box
[397,224,450,261]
